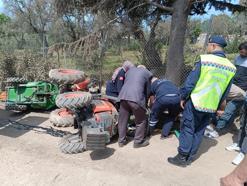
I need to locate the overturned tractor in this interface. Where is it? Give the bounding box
[48,68,118,154]
[56,91,118,154]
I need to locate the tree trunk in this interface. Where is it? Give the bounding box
[166,0,191,86]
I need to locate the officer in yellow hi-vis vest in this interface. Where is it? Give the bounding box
[168,36,236,167]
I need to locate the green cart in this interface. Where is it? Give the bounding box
[5,78,59,111]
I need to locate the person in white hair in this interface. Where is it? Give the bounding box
[106,60,134,97]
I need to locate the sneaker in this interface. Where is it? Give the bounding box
[206,125,215,132]
[204,129,210,137]
[209,130,219,138]
[232,152,245,165]
[225,143,240,152]
[133,139,149,148]
[204,129,219,139]
[167,154,190,167]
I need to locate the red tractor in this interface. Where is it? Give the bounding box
[48,69,119,154]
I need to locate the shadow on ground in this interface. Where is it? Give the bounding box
[90,148,115,160]
[0,110,68,138]
[195,137,218,160]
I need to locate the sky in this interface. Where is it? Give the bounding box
[0,1,3,14]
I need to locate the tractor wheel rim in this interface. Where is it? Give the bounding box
[58,109,73,117]
[58,69,80,74]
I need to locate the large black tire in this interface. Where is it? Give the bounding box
[50,108,75,127]
[6,77,27,84]
[55,91,92,109]
[5,104,27,111]
[58,133,85,154]
[49,69,85,84]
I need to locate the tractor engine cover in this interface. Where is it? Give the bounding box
[82,125,107,151]
[81,99,118,151]
[89,99,118,139]
[87,111,117,143]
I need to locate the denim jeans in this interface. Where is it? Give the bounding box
[216,100,244,129]
[238,97,247,154]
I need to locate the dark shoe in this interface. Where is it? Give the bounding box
[133,139,149,148]
[167,154,190,167]
[118,139,128,147]
[147,125,155,137]
[160,134,173,140]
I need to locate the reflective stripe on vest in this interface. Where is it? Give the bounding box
[191,54,236,113]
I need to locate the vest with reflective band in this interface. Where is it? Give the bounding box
[191,54,236,113]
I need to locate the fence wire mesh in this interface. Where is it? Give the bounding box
[0,31,205,91]
[43,34,198,89]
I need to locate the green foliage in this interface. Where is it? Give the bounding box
[124,40,141,51]
[191,26,201,43]
[0,50,60,90]
[0,13,10,40]
[0,0,246,87]
[225,37,242,54]
[0,13,10,24]
[226,53,238,62]
[188,19,202,43]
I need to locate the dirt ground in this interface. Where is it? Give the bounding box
[0,109,240,186]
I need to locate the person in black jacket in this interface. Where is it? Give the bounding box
[106,60,134,97]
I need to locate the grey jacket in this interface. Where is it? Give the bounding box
[118,67,153,109]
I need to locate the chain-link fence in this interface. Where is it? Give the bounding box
[43,33,200,90]
[0,31,239,91]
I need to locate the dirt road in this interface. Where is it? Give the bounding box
[0,110,239,186]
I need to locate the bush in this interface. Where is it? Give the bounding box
[0,50,60,90]
[225,37,242,54]
[124,40,140,51]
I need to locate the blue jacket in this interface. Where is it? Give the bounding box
[151,79,179,101]
[180,51,232,107]
[106,68,126,97]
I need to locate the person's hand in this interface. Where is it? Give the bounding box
[180,100,185,109]
[71,84,76,91]
[217,110,224,117]
[220,175,242,186]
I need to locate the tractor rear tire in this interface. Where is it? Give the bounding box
[50,108,75,127]
[55,91,92,109]
[58,133,85,154]
[49,69,85,84]
[6,77,27,84]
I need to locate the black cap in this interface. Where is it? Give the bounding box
[208,36,227,48]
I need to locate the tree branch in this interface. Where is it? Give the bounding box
[190,0,206,4]
[209,0,247,12]
[145,0,174,13]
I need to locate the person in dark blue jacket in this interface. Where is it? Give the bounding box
[168,36,235,167]
[106,60,134,97]
[149,77,181,138]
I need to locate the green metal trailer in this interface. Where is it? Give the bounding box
[5,80,59,111]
